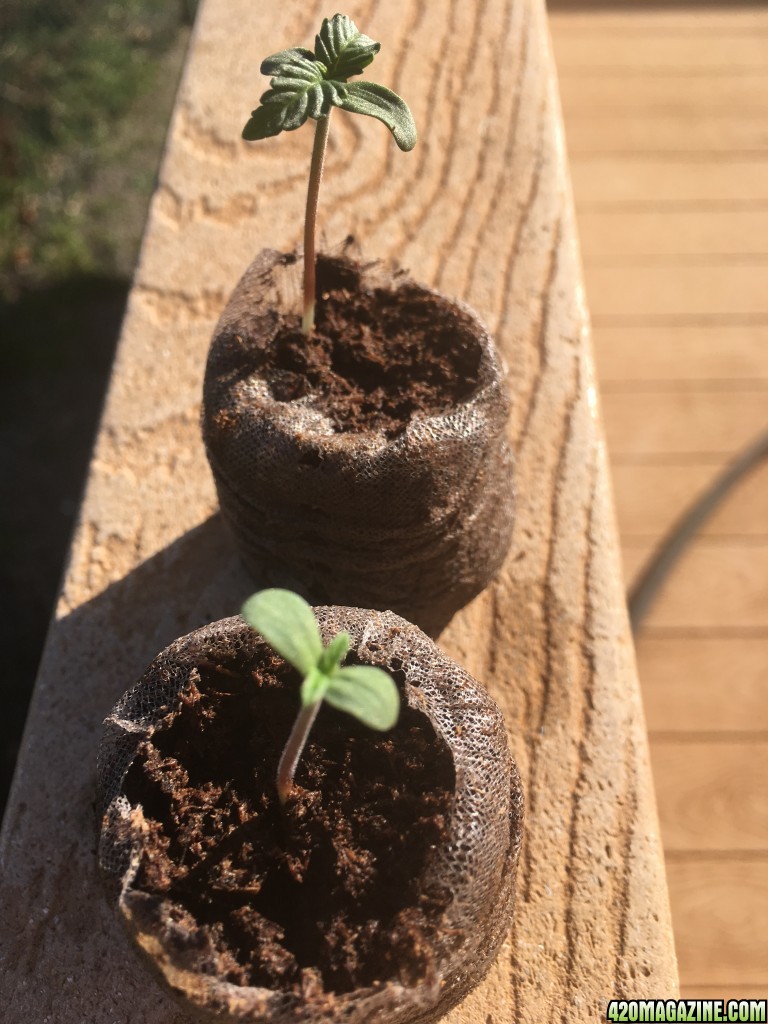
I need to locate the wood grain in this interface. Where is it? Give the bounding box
[639,541,768,630]
[602,392,768,458]
[553,33,768,70]
[559,74,768,117]
[586,264,768,317]
[564,114,768,156]
[637,637,768,734]
[666,860,768,987]
[571,158,768,204]
[681,987,768,1000]
[550,0,768,997]
[0,0,677,1021]
[611,463,768,539]
[550,7,768,33]
[592,326,768,382]
[651,741,768,852]
[580,209,768,258]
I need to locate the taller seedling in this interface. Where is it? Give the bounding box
[242,13,417,335]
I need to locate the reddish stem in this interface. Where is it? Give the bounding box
[302,112,332,335]
[276,700,321,805]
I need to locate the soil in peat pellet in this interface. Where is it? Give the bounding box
[255,257,483,437]
[123,649,455,996]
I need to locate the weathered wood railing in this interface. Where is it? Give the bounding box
[0,1,678,1019]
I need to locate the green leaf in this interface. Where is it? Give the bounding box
[243,17,417,147]
[260,47,315,77]
[242,103,287,141]
[335,81,417,151]
[242,51,338,139]
[241,589,323,676]
[325,665,400,730]
[301,667,331,707]
[314,14,380,82]
[318,631,350,675]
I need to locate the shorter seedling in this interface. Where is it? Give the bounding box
[241,588,400,805]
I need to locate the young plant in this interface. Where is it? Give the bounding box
[241,588,400,805]
[242,13,417,335]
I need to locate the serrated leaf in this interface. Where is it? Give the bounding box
[260,47,316,77]
[336,81,417,151]
[314,14,380,81]
[325,665,400,730]
[242,102,287,141]
[318,631,350,675]
[241,589,323,676]
[243,51,333,138]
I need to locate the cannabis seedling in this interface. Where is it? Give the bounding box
[241,588,400,805]
[242,13,417,335]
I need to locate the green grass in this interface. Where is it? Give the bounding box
[0,0,196,302]
[0,0,196,819]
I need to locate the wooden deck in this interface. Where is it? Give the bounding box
[549,1,768,998]
[0,1,678,1019]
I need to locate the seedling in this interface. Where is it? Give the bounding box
[242,13,417,335]
[241,588,400,805]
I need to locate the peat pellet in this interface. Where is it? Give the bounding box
[98,610,524,1024]
[202,247,515,636]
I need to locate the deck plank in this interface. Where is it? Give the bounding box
[549,7,768,33]
[586,264,768,317]
[580,210,768,258]
[550,0,768,995]
[666,860,768,988]
[652,741,768,851]
[638,636,768,734]
[564,114,768,155]
[559,74,768,116]
[571,158,768,204]
[611,462,768,538]
[553,33,768,70]
[602,392,768,458]
[681,987,768,1000]
[592,325,768,382]
[638,542,768,630]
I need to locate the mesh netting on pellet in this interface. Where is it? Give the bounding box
[98,609,523,1024]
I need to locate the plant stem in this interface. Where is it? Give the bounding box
[276,699,321,804]
[302,111,332,335]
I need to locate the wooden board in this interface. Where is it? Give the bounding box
[666,860,768,987]
[602,392,768,458]
[0,0,677,1020]
[564,114,768,155]
[580,210,768,258]
[549,7,768,33]
[681,987,768,1000]
[651,741,768,851]
[637,637,768,734]
[571,158,768,204]
[553,33,768,71]
[638,541,768,630]
[592,325,768,383]
[559,74,768,117]
[610,462,768,539]
[586,264,768,317]
[550,1,768,996]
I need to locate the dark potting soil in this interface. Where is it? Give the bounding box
[123,650,455,996]
[256,258,483,437]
